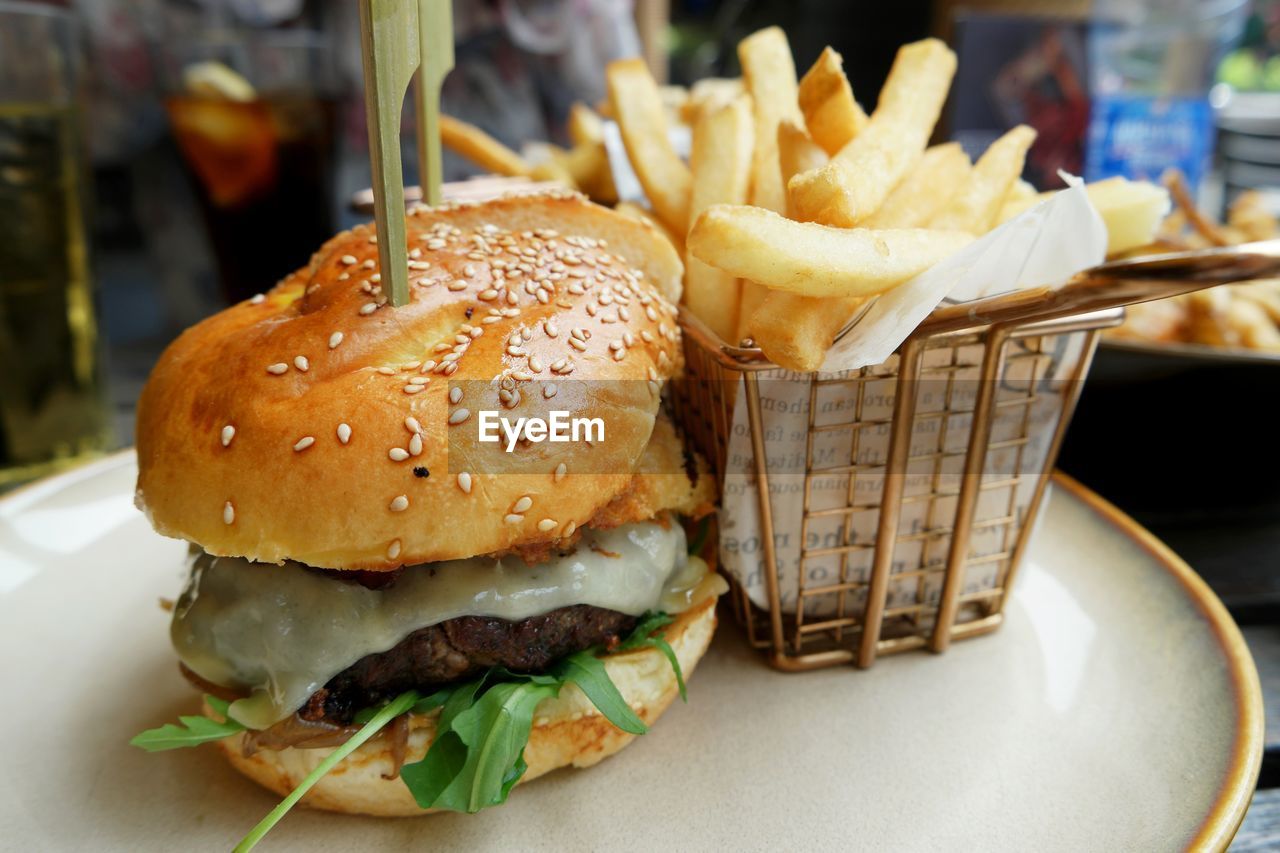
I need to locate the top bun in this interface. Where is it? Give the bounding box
[135,191,687,569]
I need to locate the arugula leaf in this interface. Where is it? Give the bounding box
[129,694,245,752]
[351,685,456,725]
[553,651,647,735]
[686,515,712,556]
[616,612,674,652]
[643,634,687,701]
[401,681,560,812]
[615,611,686,701]
[233,690,419,853]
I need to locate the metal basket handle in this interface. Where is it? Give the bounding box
[914,240,1280,339]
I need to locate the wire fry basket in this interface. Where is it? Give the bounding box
[669,241,1280,671]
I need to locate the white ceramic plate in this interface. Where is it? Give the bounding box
[0,455,1261,851]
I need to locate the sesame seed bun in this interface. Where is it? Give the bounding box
[214,593,718,816]
[135,191,690,569]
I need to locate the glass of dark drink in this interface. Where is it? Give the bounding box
[160,31,339,305]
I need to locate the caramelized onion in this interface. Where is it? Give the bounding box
[241,714,362,757]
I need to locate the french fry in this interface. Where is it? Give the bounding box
[788,39,956,227]
[798,46,868,155]
[777,119,829,190]
[681,77,744,124]
[606,58,692,234]
[530,158,578,189]
[737,27,801,341]
[439,114,531,177]
[755,144,965,369]
[738,26,801,215]
[863,142,971,229]
[929,124,1036,233]
[689,204,972,298]
[567,101,604,147]
[746,291,866,370]
[686,96,754,343]
[565,142,617,204]
[1085,177,1171,255]
[1163,168,1229,247]
[616,200,684,256]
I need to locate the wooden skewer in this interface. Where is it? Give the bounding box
[415,0,454,208]
[358,0,454,307]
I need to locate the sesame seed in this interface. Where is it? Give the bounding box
[528,355,543,373]
[370,273,381,283]
[538,518,557,532]
[294,355,310,372]
[645,305,658,322]
[389,447,410,461]
[449,408,471,425]
[337,423,352,444]
[619,306,631,321]
[478,289,498,301]
[504,514,524,525]
[513,496,532,513]
[401,361,421,370]
[447,281,467,292]
[377,366,396,375]
[220,425,235,447]
[449,387,463,404]
[338,272,350,281]
[641,330,655,343]
[341,254,357,265]
[389,495,409,512]
[223,501,235,524]
[403,384,426,395]
[267,362,288,375]
[360,303,378,315]
[405,416,423,434]
[362,259,376,270]
[543,383,557,399]
[544,320,559,338]
[563,521,576,537]
[609,340,623,351]
[329,331,344,349]
[457,471,473,494]
[293,436,315,452]
[409,433,423,456]
[554,462,567,482]
[249,293,266,304]
[569,338,587,352]
[387,539,402,560]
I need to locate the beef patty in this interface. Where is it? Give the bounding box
[299,604,637,724]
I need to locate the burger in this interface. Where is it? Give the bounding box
[131,190,723,832]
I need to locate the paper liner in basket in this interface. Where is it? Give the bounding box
[719,181,1108,617]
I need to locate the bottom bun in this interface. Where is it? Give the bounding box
[216,596,718,816]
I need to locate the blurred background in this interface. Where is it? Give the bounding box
[2,0,1280,840]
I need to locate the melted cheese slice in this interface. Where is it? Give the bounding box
[171,520,708,729]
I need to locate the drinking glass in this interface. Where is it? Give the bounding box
[158,30,339,304]
[0,2,111,489]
